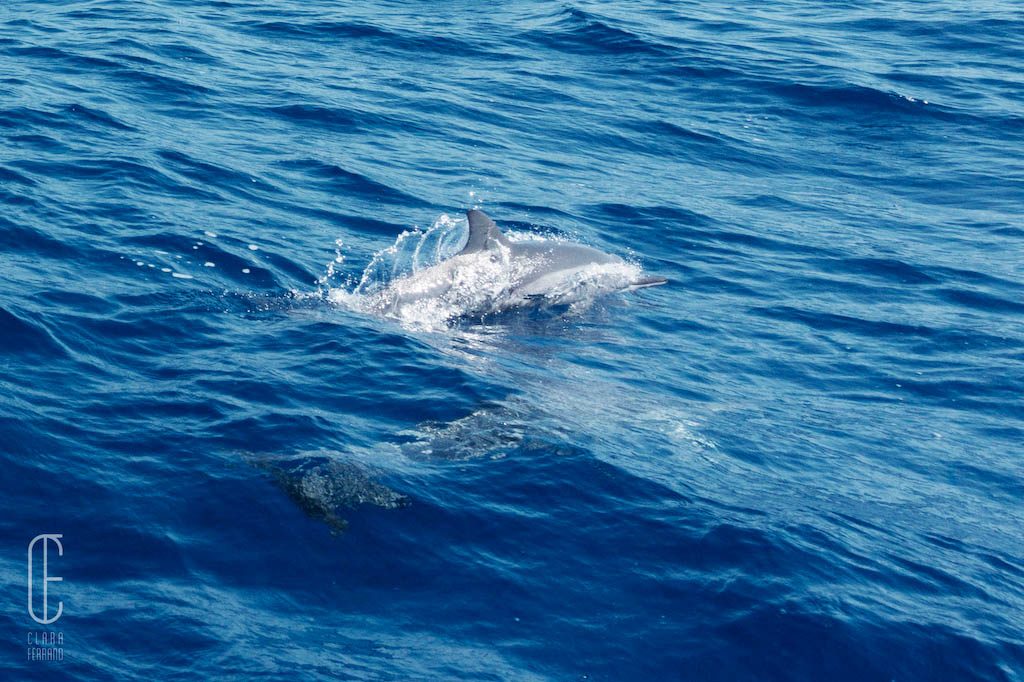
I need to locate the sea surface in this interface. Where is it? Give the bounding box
[2,1,1023,679]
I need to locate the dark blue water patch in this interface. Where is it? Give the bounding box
[261,102,438,141]
[763,80,952,120]
[0,305,68,358]
[0,216,78,257]
[0,104,134,140]
[891,377,1024,419]
[810,256,939,285]
[682,274,768,299]
[0,132,70,156]
[520,6,677,58]
[51,310,223,363]
[241,18,400,41]
[95,33,225,68]
[235,17,499,60]
[991,226,1024,238]
[936,287,1024,317]
[297,209,404,239]
[156,148,282,201]
[2,17,63,34]
[925,264,1024,298]
[754,302,1022,353]
[489,202,580,223]
[5,44,123,72]
[585,201,836,270]
[63,103,135,132]
[688,223,829,259]
[111,66,215,104]
[0,164,37,186]
[719,608,1015,681]
[10,156,179,196]
[0,106,70,132]
[274,157,429,207]
[647,58,745,84]
[266,103,364,131]
[613,118,787,173]
[591,202,718,228]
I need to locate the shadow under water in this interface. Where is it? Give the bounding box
[249,453,410,533]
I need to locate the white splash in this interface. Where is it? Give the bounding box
[323,213,642,330]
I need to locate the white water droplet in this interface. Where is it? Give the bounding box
[204,262,215,267]
[242,268,251,274]
[171,272,193,279]
[248,244,259,251]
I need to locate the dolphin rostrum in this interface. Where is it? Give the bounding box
[365,209,666,321]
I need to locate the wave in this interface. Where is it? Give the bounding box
[519,6,677,58]
[0,305,68,358]
[274,157,427,206]
[238,19,493,58]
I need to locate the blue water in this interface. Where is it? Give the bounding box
[2,0,1023,679]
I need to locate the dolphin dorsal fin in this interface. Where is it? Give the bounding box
[461,209,511,254]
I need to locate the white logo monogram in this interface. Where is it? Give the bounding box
[27,534,64,625]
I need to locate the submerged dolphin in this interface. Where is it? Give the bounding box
[366,209,666,319]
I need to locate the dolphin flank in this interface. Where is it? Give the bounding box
[365,209,666,321]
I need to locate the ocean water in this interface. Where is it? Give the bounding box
[2,0,1023,679]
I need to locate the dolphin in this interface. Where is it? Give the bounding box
[365,209,666,320]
